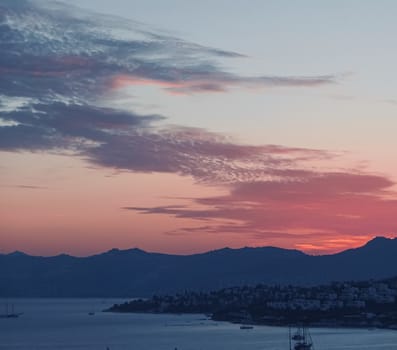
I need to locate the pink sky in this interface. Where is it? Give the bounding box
[1,1,397,256]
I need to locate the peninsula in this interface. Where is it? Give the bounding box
[107,276,397,330]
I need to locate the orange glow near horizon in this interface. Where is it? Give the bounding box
[2,151,397,257]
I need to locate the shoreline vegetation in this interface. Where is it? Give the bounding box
[106,276,397,330]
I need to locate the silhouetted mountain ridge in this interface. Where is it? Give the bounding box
[0,236,396,297]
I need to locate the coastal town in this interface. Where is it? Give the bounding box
[108,276,397,329]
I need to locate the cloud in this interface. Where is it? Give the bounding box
[0,0,338,180]
[110,73,336,95]
[87,127,334,182]
[127,171,397,253]
[0,0,337,105]
[0,97,332,183]
[4,185,48,190]
[0,102,163,151]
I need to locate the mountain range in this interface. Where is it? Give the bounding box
[1,236,397,297]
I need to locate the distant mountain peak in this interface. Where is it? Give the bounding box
[364,236,395,248]
[7,250,27,257]
[107,248,120,253]
[371,236,391,242]
[105,247,146,255]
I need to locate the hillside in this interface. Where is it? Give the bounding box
[1,237,397,297]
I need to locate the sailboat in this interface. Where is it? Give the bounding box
[289,325,313,350]
[0,303,23,318]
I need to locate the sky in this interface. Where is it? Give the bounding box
[1,0,397,256]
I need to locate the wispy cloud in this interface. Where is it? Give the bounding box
[127,171,397,253]
[0,100,332,182]
[1,184,48,190]
[110,73,336,95]
[0,0,336,105]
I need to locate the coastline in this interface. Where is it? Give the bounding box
[105,308,397,331]
[106,277,397,331]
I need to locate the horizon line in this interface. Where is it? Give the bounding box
[2,235,395,259]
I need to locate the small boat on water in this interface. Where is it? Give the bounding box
[0,303,23,318]
[289,325,313,350]
[292,329,305,341]
[0,313,21,318]
[240,325,254,330]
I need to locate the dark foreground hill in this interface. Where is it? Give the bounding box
[1,237,397,297]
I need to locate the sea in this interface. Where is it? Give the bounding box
[1,298,397,350]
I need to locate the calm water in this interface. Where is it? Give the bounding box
[0,298,397,350]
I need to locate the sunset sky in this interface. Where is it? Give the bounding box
[1,0,397,256]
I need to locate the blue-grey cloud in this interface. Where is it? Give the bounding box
[0,0,337,105]
[0,0,336,183]
[0,97,330,182]
[86,127,328,180]
[0,102,163,150]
